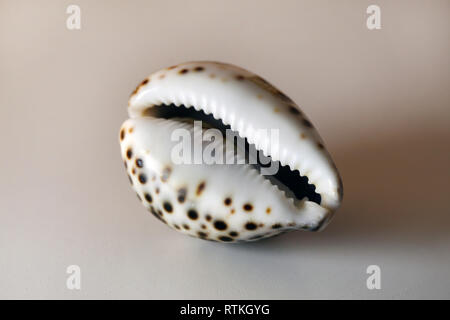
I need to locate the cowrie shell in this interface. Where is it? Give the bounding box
[120,61,343,242]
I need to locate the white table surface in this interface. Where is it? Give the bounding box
[1,0,449,299]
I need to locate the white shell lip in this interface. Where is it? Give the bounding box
[121,61,343,241]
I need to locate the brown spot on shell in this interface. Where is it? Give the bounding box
[182,224,190,230]
[196,181,206,196]
[266,207,271,214]
[174,224,180,230]
[289,106,301,115]
[126,148,133,159]
[300,133,307,139]
[149,206,162,221]
[177,188,187,203]
[197,231,208,238]
[131,78,149,96]
[213,220,227,231]
[144,193,152,203]
[224,198,232,206]
[163,201,173,213]
[218,236,233,242]
[187,209,198,220]
[317,142,324,149]
[179,68,189,74]
[245,222,257,230]
[235,75,245,81]
[131,167,136,175]
[167,65,177,70]
[120,129,125,141]
[138,173,147,184]
[302,119,313,128]
[194,66,204,72]
[161,167,171,182]
[205,214,212,222]
[135,158,143,168]
[229,231,239,237]
[201,224,207,230]
[128,127,134,133]
[243,203,253,211]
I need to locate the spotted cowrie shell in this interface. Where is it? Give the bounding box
[120,61,343,243]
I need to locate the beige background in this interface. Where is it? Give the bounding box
[1,0,449,299]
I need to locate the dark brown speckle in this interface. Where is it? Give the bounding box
[197,231,208,238]
[187,209,198,220]
[144,193,153,203]
[126,148,133,159]
[214,220,227,231]
[177,188,187,203]
[245,222,257,230]
[302,119,313,128]
[163,201,173,213]
[224,197,232,206]
[138,173,147,184]
[196,181,206,196]
[135,158,144,168]
[289,106,301,115]
[161,167,171,182]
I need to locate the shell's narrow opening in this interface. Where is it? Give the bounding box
[142,104,321,206]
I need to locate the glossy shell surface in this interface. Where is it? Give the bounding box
[120,61,343,243]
